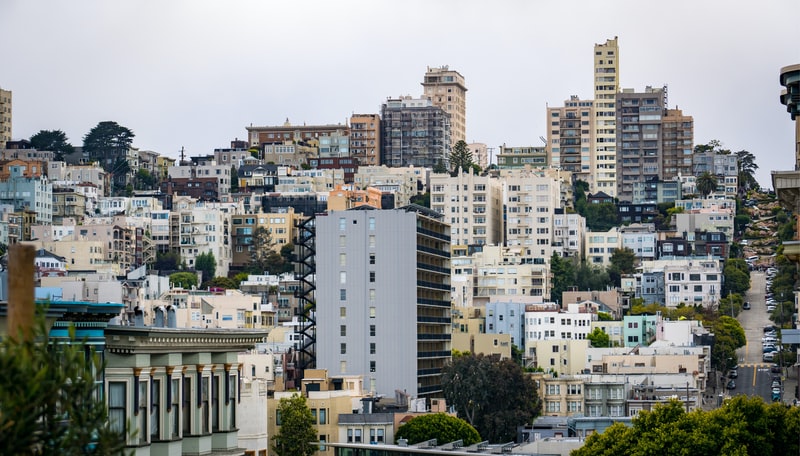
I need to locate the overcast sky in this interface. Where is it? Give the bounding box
[1,1,797,187]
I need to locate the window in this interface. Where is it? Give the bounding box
[171,378,180,439]
[370,361,376,372]
[183,377,192,434]
[369,253,375,265]
[339,217,346,231]
[340,307,346,317]
[339,272,346,284]
[108,382,127,435]
[202,377,210,434]
[212,376,220,432]
[138,381,148,444]
[276,410,282,426]
[370,343,376,355]
[369,289,375,302]
[369,271,375,283]
[151,379,161,440]
[319,408,327,425]
[340,343,347,355]
[340,253,346,266]
[340,325,346,337]
[369,307,376,318]
[370,325,375,336]
[369,235,375,247]
[369,217,376,230]
[340,289,347,300]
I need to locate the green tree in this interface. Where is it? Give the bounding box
[395,413,481,446]
[574,261,611,291]
[29,129,74,161]
[708,315,746,371]
[441,354,541,443]
[433,159,448,174]
[410,192,431,208]
[83,120,135,169]
[549,253,575,304]
[195,251,216,283]
[608,247,636,286]
[449,140,475,176]
[573,396,800,456]
[203,276,237,289]
[736,149,760,195]
[722,259,750,297]
[134,168,156,190]
[584,202,618,231]
[573,180,589,216]
[272,394,318,456]
[250,226,274,273]
[154,251,180,270]
[696,171,718,198]
[230,166,239,192]
[170,271,198,289]
[0,313,127,454]
[586,327,610,348]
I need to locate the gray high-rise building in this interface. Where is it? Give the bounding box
[315,205,451,400]
[380,96,451,168]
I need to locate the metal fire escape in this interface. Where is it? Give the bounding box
[292,215,316,383]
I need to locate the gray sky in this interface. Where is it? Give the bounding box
[1,0,797,187]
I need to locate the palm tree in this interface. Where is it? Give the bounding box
[696,171,718,198]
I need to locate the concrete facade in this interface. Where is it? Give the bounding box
[315,206,451,400]
[429,170,503,246]
[422,66,467,148]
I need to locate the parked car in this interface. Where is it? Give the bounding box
[763,337,778,343]
[772,380,782,389]
[764,352,776,362]
[772,364,782,373]
[765,325,778,333]
[773,390,782,402]
[767,305,777,312]
[729,369,738,378]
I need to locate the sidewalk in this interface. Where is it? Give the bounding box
[783,364,799,405]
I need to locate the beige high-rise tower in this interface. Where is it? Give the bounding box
[422,66,467,149]
[593,37,619,197]
[0,87,11,149]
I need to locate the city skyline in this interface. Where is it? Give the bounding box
[1,0,796,187]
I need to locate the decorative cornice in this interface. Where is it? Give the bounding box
[104,327,267,355]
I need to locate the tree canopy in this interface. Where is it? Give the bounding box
[195,251,216,283]
[395,413,481,446]
[272,394,318,456]
[608,247,636,286]
[736,149,759,194]
[449,140,477,176]
[572,397,800,456]
[441,354,541,443]
[29,129,74,160]
[169,271,198,289]
[83,121,135,165]
[0,314,127,454]
[586,327,611,348]
[696,171,718,198]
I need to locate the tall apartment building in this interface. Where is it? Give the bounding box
[547,97,595,182]
[380,96,451,168]
[0,87,10,148]
[594,37,619,197]
[429,170,503,246]
[616,86,666,202]
[316,206,451,399]
[349,114,381,166]
[503,170,564,263]
[661,109,694,181]
[468,142,489,170]
[422,66,467,148]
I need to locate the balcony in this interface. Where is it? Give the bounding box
[783,240,800,262]
[772,170,800,211]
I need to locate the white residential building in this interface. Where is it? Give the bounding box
[640,257,722,308]
[584,227,621,266]
[430,170,503,246]
[619,223,656,261]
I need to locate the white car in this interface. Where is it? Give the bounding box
[767,305,777,312]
